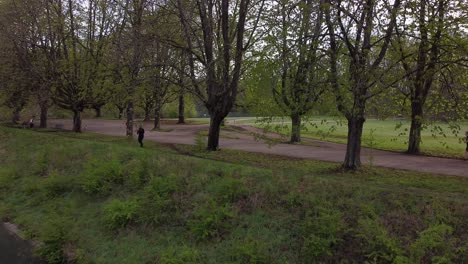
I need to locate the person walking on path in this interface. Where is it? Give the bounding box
[465,131,468,160]
[137,125,145,148]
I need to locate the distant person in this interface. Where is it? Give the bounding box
[137,125,145,148]
[29,116,35,128]
[465,131,468,160]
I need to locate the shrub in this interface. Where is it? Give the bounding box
[122,159,151,189]
[189,200,236,240]
[80,159,123,195]
[35,218,67,264]
[409,224,456,262]
[137,175,181,225]
[102,199,139,230]
[301,206,345,260]
[160,245,201,264]
[356,217,403,263]
[145,174,180,198]
[40,172,72,198]
[208,177,247,203]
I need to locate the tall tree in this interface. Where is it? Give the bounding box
[176,0,265,150]
[267,0,327,143]
[393,0,467,154]
[324,0,402,169]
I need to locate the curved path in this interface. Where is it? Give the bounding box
[47,119,468,177]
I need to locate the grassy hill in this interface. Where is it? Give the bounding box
[0,126,467,263]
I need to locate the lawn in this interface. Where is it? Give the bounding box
[247,117,468,158]
[0,126,467,263]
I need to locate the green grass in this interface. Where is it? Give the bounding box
[250,116,468,158]
[0,126,468,263]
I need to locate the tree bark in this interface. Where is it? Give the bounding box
[126,101,134,137]
[118,107,124,120]
[94,106,102,118]
[40,103,48,128]
[343,116,365,170]
[154,108,161,130]
[407,100,423,154]
[73,110,82,133]
[290,114,301,143]
[177,95,185,124]
[207,114,224,151]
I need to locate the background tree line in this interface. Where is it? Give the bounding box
[0,0,466,169]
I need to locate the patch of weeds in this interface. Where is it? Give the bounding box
[20,177,41,196]
[356,216,403,263]
[137,175,182,225]
[189,200,236,240]
[102,198,139,230]
[0,166,16,190]
[35,217,68,264]
[160,245,201,264]
[194,133,207,152]
[40,171,73,198]
[32,149,50,176]
[80,159,123,195]
[122,158,152,189]
[301,206,345,261]
[409,224,457,263]
[229,237,271,264]
[207,177,247,203]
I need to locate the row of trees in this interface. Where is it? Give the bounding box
[0,0,467,170]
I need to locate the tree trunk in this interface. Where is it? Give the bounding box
[154,108,161,130]
[177,95,185,124]
[118,107,124,120]
[126,101,134,137]
[290,114,301,143]
[407,100,423,154]
[343,116,365,170]
[40,104,48,128]
[144,106,151,122]
[94,106,102,118]
[12,108,21,124]
[207,115,224,151]
[73,110,82,133]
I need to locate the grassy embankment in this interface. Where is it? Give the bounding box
[0,126,467,263]
[238,117,468,158]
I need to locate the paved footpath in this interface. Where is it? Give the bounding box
[48,119,468,177]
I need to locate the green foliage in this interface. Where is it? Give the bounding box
[189,200,236,240]
[1,127,468,263]
[80,159,123,195]
[122,158,151,189]
[33,150,50,176]
[0,166,15,190]
[207,177,247,203]
[194,133,207,151]
[229,238,271,264]
[137,175,181,225]
[35,217,67,264]
[356,217,403,263]
[102,199,139,230]
[40,171,73,198]
[409,224,456,263]
[160,245,201,264]
[301,206,344,260]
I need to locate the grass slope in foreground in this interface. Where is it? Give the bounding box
[0,126,467,263]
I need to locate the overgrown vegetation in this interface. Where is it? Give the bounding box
[0,126,467,263]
